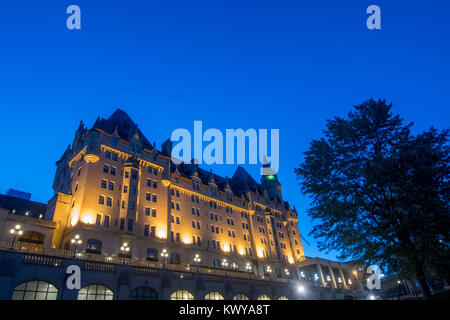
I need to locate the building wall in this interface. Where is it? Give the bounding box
[47,123,304,280]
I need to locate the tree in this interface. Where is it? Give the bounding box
[295,99,449,299]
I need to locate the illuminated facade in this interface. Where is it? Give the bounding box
[45,109,305,278]
[0,109,366,300]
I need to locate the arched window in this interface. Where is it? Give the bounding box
[147,248,159,261]
[170,252,181,264]
[233,294,249,300]
[213,259,220,267]
[77,284,113,300]
[205,292,224,300]
[278,296,289,300]
[18,231,44,247]
[86,239,102,254]
[11,280,58,300]
[231,262,239,270]
[129,287,158,300]
[257,294,271,300]
[171,290,194,300]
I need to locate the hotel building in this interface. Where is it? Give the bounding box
[0,109,364,300]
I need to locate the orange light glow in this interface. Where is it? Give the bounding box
[157,228,167,239]
[183,236,192,244]
[257,248,264,258]
[288,256,294,264]
[239,248,245,256]
[222,243,230,252]
[81,214,95,225]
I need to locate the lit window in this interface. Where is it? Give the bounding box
[170,290,194,300]
[77,284,113,300]
[11,281,58,300]
[205,292,224,300]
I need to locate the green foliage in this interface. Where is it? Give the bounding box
[295,99,449,297]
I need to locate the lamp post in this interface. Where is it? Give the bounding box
[222,259,229,268]
[120,242,130,262]
[297,285,306,300]
[71,234,82,257]
[9,224,23,248]
[161,249,169,268]
[193,254,201,266]
[246,263,252,273]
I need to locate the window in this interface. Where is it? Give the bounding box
[112,153,118,161]
[233,294,249,300]
[151,209,156,217]
[170,252,181,264]
[144,225,149,236]
[108,182,114,191]
[127,219,134,232]
[205,292,224,300]
[129,287,158,300]
[77,284,113,300]
[131,171,137,180]
[147,179,152,187]
[110,167,116,176]
[152,195,157,202]
[86,239,102,254]
[96,214,102,225]
[123,185,128,193]
[120,218,125,230]
[150,226,155,237]
[213,259,220,267]
[105,151,111,159]
[11,280,58,300]
[176,203,180,210]
[145,208,150,216]
[103,165,109,173]
[99,195,105,205]
[231,262,239,270]
[146,193,151,201]
[101,179,107,188]
[146,248,158,261]
[176,217,180,224]
[106,197,112,207]
[257,295,271,300]
[103,215,110,227]
[171,290,194,300]
[153,181,157,189]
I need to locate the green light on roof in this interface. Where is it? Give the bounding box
[266,175,275,180]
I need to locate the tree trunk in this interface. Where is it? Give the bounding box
[415,265,433,300]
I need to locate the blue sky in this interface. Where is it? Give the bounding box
[0,0,449,260]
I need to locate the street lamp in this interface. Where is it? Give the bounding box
[71,234,82,256]
[120,242,130,259]
[245,263,252,273]
[284,268,290,276]
[9,224,23,248]
[161,248,169,267]
[222,259,229,268]
[297,285,306,300]
[193,254,201,265]
[369,295,376,300]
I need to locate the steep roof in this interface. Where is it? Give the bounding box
[92,109,153,149]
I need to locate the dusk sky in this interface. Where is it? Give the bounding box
[0,0,449,260]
